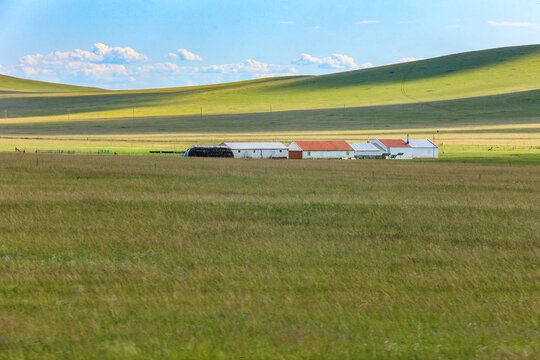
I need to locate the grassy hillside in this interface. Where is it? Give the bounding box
[0,44,538,120]
[0,74,103,93]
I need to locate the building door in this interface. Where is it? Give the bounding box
[289,151,302,159]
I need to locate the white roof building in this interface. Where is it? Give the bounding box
[349,143,386,158]
[220,142,288,159]
[405,139,438,159]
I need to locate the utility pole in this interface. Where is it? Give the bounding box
[200,106,202,121]
[132,108,135,121]
[433,131,435,158]
[4,110,7,119]
[67,108,70,121]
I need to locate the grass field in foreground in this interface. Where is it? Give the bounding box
[0,154,538,359]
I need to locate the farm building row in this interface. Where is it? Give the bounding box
[185,139,438,159]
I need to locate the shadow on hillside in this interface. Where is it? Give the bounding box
[0,90,538,136]
[0,91,179,119]
[0,76,305,119]
[274,45,540,91]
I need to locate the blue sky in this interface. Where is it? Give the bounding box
[0,0,538,89]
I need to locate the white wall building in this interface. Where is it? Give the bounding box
[349,143,386,159]
[372,139,413,159]
[406,139,438,158]
[220,142,288,159]
[288,141,355,159]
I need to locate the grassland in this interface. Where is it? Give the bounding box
[0,74,102,93]
[0,154,539,359]
[0,45,538,358]
[1,45,539,119]
[0,45,539,157]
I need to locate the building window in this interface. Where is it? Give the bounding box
[346,152,349,155]
[279,150,282,152]
[308,152,311,156]
[253,150,256,153]
[238,150,240,153]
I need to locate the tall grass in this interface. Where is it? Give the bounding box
[0,154,538,359]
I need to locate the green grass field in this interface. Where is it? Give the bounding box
[1,45,539,157]
[0,154,538,359]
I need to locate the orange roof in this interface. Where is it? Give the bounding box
[377,139,411,148]
[293,141,354,151]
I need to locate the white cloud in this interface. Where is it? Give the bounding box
[292,53,358,69]
[488,21,540,29]
[361,62,374,68]
[356,20,380,24]
[137,59,293,79]
[176,49,203,61]
[17,43,145,81]
[396,57,424,63]
[200,59,292,75]
[256,70,297,78]
[138,62,197,74]
[92,43,147,63]
[291,53,320,66]
[13,43,303,87]
[81,63,128,78]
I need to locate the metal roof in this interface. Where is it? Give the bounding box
[405,139,438,148]
[221,142,288,150]
[290,141,354,151]
[376,139,411,148]
[349,143,384,152]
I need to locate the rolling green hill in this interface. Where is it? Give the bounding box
[0,74,103,93]
[0,45,538,154]
[0,44,538,120]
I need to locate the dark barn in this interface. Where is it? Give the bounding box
[184,145,234,158]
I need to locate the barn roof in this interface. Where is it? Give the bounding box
[349,143,384,152]
[221,142,288,150]
[291,141,354,151]
[405,139,437,148]
[377,139,411,148]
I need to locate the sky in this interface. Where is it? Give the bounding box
[0,0,538,89]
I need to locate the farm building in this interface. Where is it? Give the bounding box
[288,141,355,159]
[349,143,386,159]
[220,142,288,159]
[184,145,234,157]
[372,139,413,159]
[406,139,438,158]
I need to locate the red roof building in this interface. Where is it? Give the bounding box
[376,139,411,148]
[288,141,355,159]
[372,139,413,159]
[290,141,354,151]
